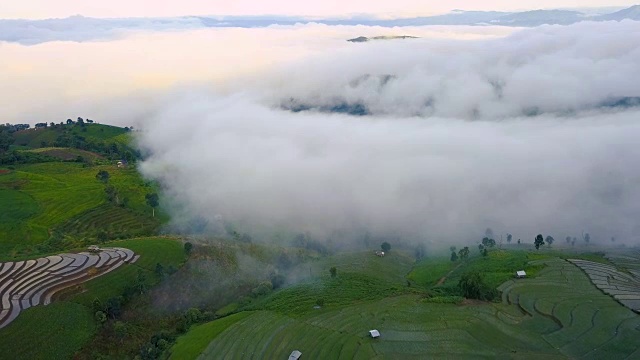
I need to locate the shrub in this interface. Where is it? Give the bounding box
[458,272,498,301]
[251,282,273,297]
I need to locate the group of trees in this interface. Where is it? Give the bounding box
[532,232,595,250]
[458,272,498,301]
[0,125,15,153]
[95,170,159,219]
[477,227,601,250]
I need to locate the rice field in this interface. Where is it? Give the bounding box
[173,256,640,359]
[0,162,159,254]
[569,250,640,313]
[0,247,138,329]
[0,237,185,359]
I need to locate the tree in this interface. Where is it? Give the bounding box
[96,170,110,183]
[316,298,325,307]
[458,246,470,260]
[485,228,493,238]
[145,192,159,217]
[450,251,458,262]
[566,236,571,244]
[545,236,554,247]
[478,244,485,252]
[507,234,512,244]
[270,273,285,289]
[66,118,74,125]
[92,297,104,313]
[584,233,590,244]
[450,245,457,253]
[482,248,488,257]
[155,263,164,278]
[611,237,616,243]
[105,297,122,319]
[482,237,496,248]
[184,242,193,254]
[0,126,15,153]
[330,266,337,278]
[458,272,497,301]
[77,117,85,126]
[183,308,203,326]
[113,321,128,343]
[97,230,108,243]
[95,311,107,324]
[534,234,545,250]
[381,242,391,253]
[135,269,148,295]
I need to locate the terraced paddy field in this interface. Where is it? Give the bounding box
[172,258,640,359]
[0,247,138,329]
[0,237,185,360]
[569,256,640,313]
[0,162,159,255]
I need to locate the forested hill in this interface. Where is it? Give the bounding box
[1,120,138,165]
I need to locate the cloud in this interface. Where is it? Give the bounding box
[0,24,513,126]
[2,6,639,45]
[134,20,640,246]
[0,16,204,45]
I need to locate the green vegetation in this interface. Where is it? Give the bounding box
[70,238,186,305]
[175,254,640,359]
[4,122,640,360]
[169,312,253,360]
[0,237,186,359]
[0,161,162,257]
[0,302,94,360]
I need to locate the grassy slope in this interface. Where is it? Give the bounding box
[0,302,95,360]
[12,123,126,149]
[0,162,160,256]
[0,237,186,360]
[26,147,105,161]
[247,251,417,316]
[69,238,186,306]
[0,187,41,252]
[175,250,640,360]
[169,312,253,360]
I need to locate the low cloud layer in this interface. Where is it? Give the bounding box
[136,20,640,245]
[0,24,512,125]
[1,5,638,45]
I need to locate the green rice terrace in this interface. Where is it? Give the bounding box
[1,122,639,359]
[169,250,640,360]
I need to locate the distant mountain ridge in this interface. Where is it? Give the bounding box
[347,35,418,42]
[1,5,639,45]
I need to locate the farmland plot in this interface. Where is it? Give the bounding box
[0,247,137,328]
[177,257,640,359]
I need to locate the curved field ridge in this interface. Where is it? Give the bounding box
[0,247,137,329]
[173,258,640,359]
[568,258,640,313]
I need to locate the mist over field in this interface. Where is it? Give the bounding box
[132,20,640,245]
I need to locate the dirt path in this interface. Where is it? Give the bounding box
[437,262,464,285]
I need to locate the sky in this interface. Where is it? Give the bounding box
[1,0,638,19]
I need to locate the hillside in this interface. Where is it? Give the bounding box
[168,247,640,359]
[0,123,161,258]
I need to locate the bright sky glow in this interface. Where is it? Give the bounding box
[2,0,637,19]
